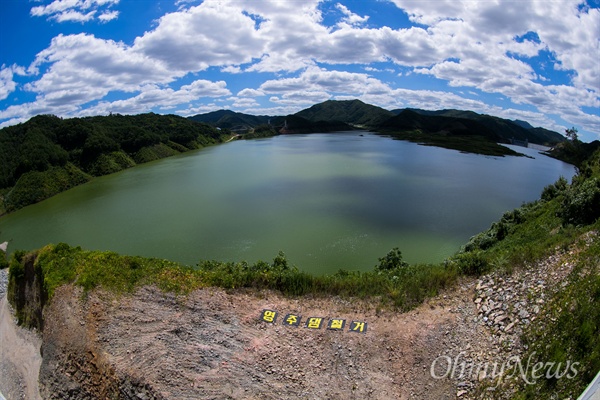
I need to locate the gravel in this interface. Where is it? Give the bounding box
[0,268,8,299]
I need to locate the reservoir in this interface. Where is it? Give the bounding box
[0,132,576,275]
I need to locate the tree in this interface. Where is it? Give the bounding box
[565,127,579,142]
[375,247,408,272]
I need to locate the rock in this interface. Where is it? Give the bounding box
[504,322,516,332]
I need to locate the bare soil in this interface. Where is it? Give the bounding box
[37,279,489,399]
[0,295,43,400]
[3,234,593,399]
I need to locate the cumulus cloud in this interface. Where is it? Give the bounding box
[388,0,599,136]
[260,66,392,97]
[26,34,174,106]
[237,88,265,97]
[0,66,18,101]
[335,3,369,26]
[98,10,119,22]
[132,2,265,73]
[31,0,120,23]
[79,79,231,116]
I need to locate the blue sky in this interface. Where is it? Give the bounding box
[1,0,599,141]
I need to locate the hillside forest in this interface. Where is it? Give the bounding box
[0,113,226,214]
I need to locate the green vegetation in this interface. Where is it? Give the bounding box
[8,244,457,317]
[279,114,353,134]
[4,163,92,211]
[545,127,600,168]
[243,124,279,139]
[188,109,271,131]
[454,147,600,398]
[398,108,566,146]
[381,130,523,157]
[189,99,566,156]
[0,113,226,212]
[295,99,395,127]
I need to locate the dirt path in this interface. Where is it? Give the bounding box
[0,295,42,400]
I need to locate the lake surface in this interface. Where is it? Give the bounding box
[0,132,576,274]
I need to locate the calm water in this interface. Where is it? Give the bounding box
[0,132,575,274]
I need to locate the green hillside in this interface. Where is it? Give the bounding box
[187,100,568,155]
[0,113,225,213]
[295,99,394,128]
[378,110,523,156]
[189,110,271,131]
[394,108,566,146]
[279,114,353,133]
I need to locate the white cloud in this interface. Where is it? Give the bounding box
[229,97,260,108]
[98,10,119,22]
[335,3,369,26]
[221,66,242,74]
[387,0,600,137]
[0,66,18,101]
[132,2,265,73]
[237,88,265,97]
[78,79,231,116]
[27,34,173,103]
[260,66,392,97]
[53,10,96,23]
[177,103,224,117]
[31,0,120,23]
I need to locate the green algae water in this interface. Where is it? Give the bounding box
[0,132,576,274]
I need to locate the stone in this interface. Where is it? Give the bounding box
[504,321,516,332]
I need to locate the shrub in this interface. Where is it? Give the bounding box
[375,247,408,272]
[559,177,600,225]
[452,250,489,276]
[541,176,569,202]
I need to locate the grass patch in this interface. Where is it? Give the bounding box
[9,245,458,313]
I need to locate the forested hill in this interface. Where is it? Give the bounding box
[395,108,566,146]
[0,113,225,213]
[188,110,271,131]
[189,100,566,149]
[294,99,395,128]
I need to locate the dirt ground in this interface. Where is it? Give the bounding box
[0,296,43,400]
[36,277,494,399]
[2,235,592,399]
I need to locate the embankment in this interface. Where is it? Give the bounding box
[1,230,597,399]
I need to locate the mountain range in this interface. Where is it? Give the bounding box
[189,99,566,146]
